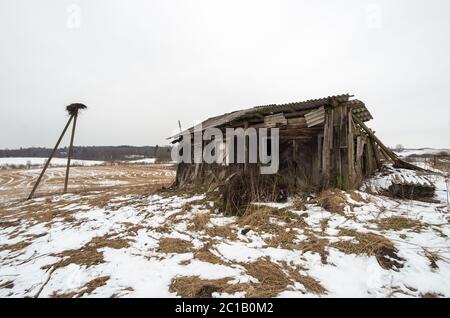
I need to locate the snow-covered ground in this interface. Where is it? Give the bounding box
[0,164,449,298]
[127,158,157,164]
[0,157,104,167]
[394,148,450,158]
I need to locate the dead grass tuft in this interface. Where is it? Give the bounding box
[238,205,307,250]
[265,227,298,249]
[291,198,307,211]
[240,259,290,298]
[239,205,306,232]
[206,224,237,240]
[166,211,186,224]
[331,229,405,270]
[0,240,32,253]
[422,248,442,270]
[171,258,327,298]
[348,191,367,203]
[158,238,194,254]
[46,235,131,269]
[193,244,224,265]
[320,218,329,234]
[88,235,131,250]
[51,276,110,298]
[181,202,193,212]
[0,219,21,228]
[241,258,326,297]
[79,276,110,296]
[281,263,326,295]
[317,189,347,214]
[421,292,444,298]
[0,281,14,289]
[169,276,249,298]
[295,230,329,264]
[376,216,425,233]
[188,213,211,232]
[52,247,104,269]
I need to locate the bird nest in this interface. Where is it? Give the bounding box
[66,103,87,115]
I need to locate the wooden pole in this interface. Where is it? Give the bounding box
[27,115,74,200]
[64,112,78,193]
[352,114,424,171]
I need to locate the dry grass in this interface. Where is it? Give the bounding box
[376,216,425,233]
[157,238,194,254]
[193,244,224,265]
[320,218,329,234]
[317,189,348,214]
[421,292,444,298]
[205,224,237,240]
[152,224,172,234]
[241,258,326,297]
[46,235,131,269]
[295,230,330,264]
[291,198,307,211]
[52,248,104,269]
[238,205,308,250]
[239,205,306,232]
[88,234,131,250]
[51,276,110,298]
[265,228,298,249]
[169,276,249,298]
[348,191,367,203]
[181,202,193,212]
[0,281,14,289]
[422,248,442,270]
[188,213,211,232]
[241,259,290,298]
[79,276,110,296]
[170,258,327,298]
[0,164,175,207]
[0,240,32,253]
[166,211,187,224]
[0,219,21,228]
[281,263,326,295]
[331,229,405,270]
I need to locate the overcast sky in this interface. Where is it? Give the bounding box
[0,0,449,149]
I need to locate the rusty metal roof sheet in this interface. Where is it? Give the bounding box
[169,94,373,139]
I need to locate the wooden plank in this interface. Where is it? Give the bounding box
[264,113,287,128]
[352,114,425,171]
[287,117,307,125]
[321,109,333,187]
[304,106,325,127]
[348,113,355,183]
[339,105,349,189]
[333,106,342,188]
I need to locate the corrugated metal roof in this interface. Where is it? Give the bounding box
[169,94,373,139]
[304,106,325,128]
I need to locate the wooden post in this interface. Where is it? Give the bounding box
[27,115,74,200]
[321,109,333,188]
[352,114,424,171]
[347,113,355,185]
[64,112,78,193]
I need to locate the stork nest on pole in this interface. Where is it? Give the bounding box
[66,103,87,116]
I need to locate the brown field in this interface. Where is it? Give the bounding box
[0,164,176,204]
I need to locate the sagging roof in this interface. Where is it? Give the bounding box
[169,94,372,140]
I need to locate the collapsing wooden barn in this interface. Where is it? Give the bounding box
[169,94,419,211]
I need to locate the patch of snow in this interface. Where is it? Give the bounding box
[0,157,104,167]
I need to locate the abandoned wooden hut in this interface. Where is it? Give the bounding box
[169,94,406,209]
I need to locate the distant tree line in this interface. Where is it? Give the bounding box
[0,146,173,162]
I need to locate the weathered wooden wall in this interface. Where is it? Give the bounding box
[175,102,382,195]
